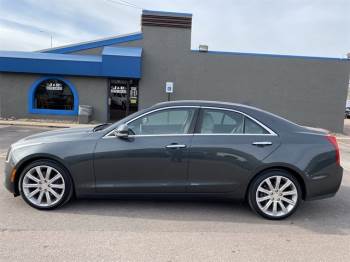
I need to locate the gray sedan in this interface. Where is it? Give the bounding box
[4,100,343,219]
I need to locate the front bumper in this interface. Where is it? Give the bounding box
[3,159,16,194]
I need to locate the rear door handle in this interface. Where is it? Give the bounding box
[165,144,187,149]
[252,141,273,146]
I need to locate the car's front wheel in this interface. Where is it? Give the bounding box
[18,160,73,210]
[248,170,301,220]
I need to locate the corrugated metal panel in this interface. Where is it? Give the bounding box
[142,13,192,29]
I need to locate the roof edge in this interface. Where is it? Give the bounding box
[191,49,348,61]
[39,32,143,54]
[142,9,192,18]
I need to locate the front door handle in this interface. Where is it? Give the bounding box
[165,144,187,149]
[252,141,273,147]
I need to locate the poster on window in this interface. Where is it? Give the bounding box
[110,85,127,94]
[46,81,63,91]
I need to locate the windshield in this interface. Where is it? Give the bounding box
[93,108,150,133]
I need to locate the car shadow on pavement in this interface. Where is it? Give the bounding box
[54,185,350,236]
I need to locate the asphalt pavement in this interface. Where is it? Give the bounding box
[0,124,350,262]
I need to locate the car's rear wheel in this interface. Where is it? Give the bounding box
[19,160,73,210]
[248,170,301,220]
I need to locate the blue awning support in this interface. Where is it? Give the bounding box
[0,46,142,78]
[40,32,143,54]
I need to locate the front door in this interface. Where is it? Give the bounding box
[109,79,138,121]
[187,108,281,193]
[94,107,198,193]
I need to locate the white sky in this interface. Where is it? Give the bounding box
[0,0,349,58]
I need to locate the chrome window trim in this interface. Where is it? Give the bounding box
[199,106,278,136]
[104,106,199,138]
[104,105,278,138]
[193,133,275,136]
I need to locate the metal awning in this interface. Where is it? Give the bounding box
[0,46,142,79]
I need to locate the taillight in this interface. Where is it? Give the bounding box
[326,135,340,165]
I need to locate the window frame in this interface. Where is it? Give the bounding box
[106,106,200,137]
[195,107,277,136]
[28,76,79,115]
[105,105,277,138]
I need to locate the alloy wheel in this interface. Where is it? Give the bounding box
[22,165,65,208]
[255,175,298,218]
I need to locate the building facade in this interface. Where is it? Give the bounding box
[0,10,349,132]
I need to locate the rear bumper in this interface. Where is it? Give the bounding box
[304,165,343,201]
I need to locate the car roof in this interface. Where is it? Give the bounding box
[152,100,306,133]
[154,100,252,109]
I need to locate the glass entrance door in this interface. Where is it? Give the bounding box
[109,79,138,121]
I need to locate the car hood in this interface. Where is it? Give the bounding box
[14,127,94,146]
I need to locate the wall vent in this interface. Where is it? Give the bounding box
[142,10,192,29]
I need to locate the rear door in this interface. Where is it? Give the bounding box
[187,107,281,193]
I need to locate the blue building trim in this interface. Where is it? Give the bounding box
[28,76,79,116]
[42,32,143,54]
[0,46,142,78]
[191,50,348,61]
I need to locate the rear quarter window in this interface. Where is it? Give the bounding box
[244,117,269,134]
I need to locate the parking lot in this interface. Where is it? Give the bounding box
[0,122,350,261]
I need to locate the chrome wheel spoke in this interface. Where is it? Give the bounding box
[279,180,292,192]
[48,188,60,199]
[35,167,45,181]
[46,191,52,205]
[282,190,297,196]
[262,200,273,211]
[275,176,281,190]
[265,178,274,191]
[278,201,287,213]
[272,201,278,215]
[28,188,40,198]
[281,197,295,206]
[257,187,270,195]
[23,183,40,188]
[45,167,52,180]
[257,196,270,202]
[26,173,40,183]
[37,191,44,205]
[50,184,64,189]
[48,174,61,184]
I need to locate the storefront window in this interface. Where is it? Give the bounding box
[28,77,78,115]
[34,79,74,110]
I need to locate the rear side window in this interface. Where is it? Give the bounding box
[197,108,269,135]
[199,109,244,134]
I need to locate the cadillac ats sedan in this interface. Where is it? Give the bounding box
[4,100,343,219]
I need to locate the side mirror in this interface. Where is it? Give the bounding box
[114,124,130,138]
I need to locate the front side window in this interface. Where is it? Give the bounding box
[34,79,74,110]
[128,108,196,135]
[198,108,269,135]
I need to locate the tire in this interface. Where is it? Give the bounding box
[18,160,73,210]
[248,170,302,220]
